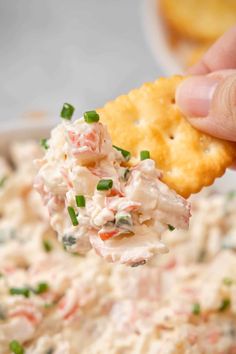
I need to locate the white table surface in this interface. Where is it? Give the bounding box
[0,0,161,123]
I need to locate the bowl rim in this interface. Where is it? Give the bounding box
[0,121,54,156]
[141,0,183,75]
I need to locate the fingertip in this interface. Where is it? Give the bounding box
[175,76,218,118]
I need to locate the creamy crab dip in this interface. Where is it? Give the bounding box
[34,105,190,265]
[0,141,236,353]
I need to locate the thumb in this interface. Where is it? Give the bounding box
[175,70,236,142]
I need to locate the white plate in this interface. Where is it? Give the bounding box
[0,122,234,194]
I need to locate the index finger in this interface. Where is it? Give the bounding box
[188,25,236,75]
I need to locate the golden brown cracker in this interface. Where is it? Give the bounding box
[98,76,236,198]
[160,0,236,42]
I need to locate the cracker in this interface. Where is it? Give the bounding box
[160,0,236,42]
[98,76,236,198]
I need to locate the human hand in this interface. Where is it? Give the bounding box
[176,25,236,142]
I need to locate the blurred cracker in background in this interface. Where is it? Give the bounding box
[159,0,236,66]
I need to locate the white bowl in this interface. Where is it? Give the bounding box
[0,121,54,157]
[0,122,234,194]
[141,0,184,75]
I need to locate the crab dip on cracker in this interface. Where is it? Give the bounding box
[35,106,190,266]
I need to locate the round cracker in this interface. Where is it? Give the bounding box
[98,76,236,198]
[160,0,236,42]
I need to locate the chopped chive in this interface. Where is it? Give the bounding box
[0,306,6,320]
[72,252,84,257]
[168,224,175,231]
[34,282,49,294]
[197,249,206,262]
[9,340,25,354]
[116,215,133,230]
[140,150,150,160]
[0,176,7,188]
[227,190,236,201]
[62,235,77,247]
[123,168,130,181]
[46,348,54,354]
[67,206,79,226]
[223,277,233,286]
[75,195,86,207]
[60,103,75,120]
[219,298,231,312]
[40,138,49,150]
[113,145,131,161]
[44,302,55,309]
[192,303,201,315]
[10,287,30,298]
[63,243,67,251]
[83,110,100,123]
[43,239,53,253]
[97,179,113,191]
[119,168,130,181]
[131,260,147,267]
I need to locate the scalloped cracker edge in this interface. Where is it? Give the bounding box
[98,76,236,198]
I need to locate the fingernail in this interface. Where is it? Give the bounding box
[176,76,219,117]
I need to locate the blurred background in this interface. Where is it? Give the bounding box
[0,0,235,125]
[0,0,160,123]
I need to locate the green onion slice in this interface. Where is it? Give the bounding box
[116,214,133,229]
[219,298,231,311]
[67,206,79,226]
[0,307,6,320]
[223,277,233,286]
[83,110,100,123]
[123,168,130,180]
[44,303,55,309]
[60,103,75,120]
[227,190,236,201]
[113,145,131,161]
[120,168,130,181]
[9,340,25,354]
[62,235,77,247]
[97,179,113,191]
[34,282,49,294]
[140,150,150,160]
[131,260,147,267]
[192,303,201,315]
[43,239,53,252]
[0,176,7,188]
[40,138,49,150]
[168,224,175,231]
[10,287,30,298]
[75,195,86,207]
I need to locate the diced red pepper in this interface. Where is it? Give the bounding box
[108,188,124,197]
[99,230,119,241]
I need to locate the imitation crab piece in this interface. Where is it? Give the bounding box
[35,107,191,266]
[90,229,168,266]
[67,122,112,165]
